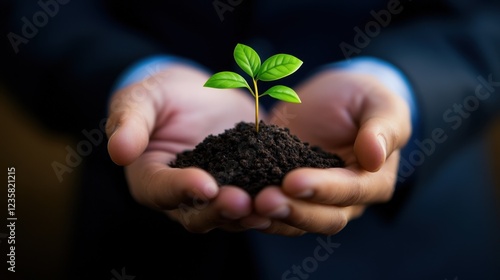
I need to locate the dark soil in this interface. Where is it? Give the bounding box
[169,121,344,196]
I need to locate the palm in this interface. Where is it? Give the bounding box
[143,66,255,162]
[108,64,257,233]
[271,71,381,168]
[250,69,412,236]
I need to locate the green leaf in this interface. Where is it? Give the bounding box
[234,43,261,78]
[203,71,251,90]
[257,54,303,81]
[261,85,301,103]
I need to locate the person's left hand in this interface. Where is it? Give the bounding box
[239,69,412,236]
[106,64,259,233]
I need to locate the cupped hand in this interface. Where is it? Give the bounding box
[106,64,258,233]
[241,69,412,236]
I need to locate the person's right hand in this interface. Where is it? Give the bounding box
[243,69,412,236]
[106,64,258,233]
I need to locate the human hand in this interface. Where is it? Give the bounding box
[241,69,412,236]
[106,64,258,233]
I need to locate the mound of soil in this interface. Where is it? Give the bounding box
[169,121,344,196]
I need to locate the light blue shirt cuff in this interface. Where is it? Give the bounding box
[112,55,205,92]
[329,57,419,130]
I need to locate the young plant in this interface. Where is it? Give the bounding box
[204,43,303,132]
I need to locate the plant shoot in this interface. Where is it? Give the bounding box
[204,43,303,132]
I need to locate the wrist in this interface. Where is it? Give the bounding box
[112,55,207,92]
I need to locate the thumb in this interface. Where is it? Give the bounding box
[353,93,411,172]
[106,83,157,166]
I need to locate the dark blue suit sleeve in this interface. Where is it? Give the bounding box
[363,2,500,182]
[1,0,164,132]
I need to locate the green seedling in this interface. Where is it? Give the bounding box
[204,43,303,132]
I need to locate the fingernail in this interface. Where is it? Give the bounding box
[241,219,271,230]
[251,220,271,229]
[295,189,314,198]
[377,134,387,159]
[203,182,218,198]
[268,205,290,219]
[106,126,118,151]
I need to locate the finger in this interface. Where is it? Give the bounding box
[281,154,399,206]
[106,82,158,166]
[167,186,252,233]
[354,90,411,172]
[239,214,272,230]
[126,151,219,210]
[256,220,306,236]
[255,187,356,235]
[257,207,362,236]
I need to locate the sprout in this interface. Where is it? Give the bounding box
[204,43,303,132]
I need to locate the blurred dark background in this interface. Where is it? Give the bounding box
[0,87,79,280]
[1,0,500,279]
